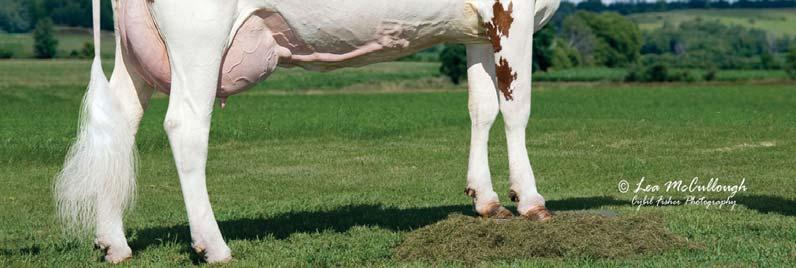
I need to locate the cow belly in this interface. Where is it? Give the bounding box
[120,0,279,97]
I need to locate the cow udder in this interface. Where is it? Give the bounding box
[119,0,280,98]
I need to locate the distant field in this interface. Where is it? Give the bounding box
[0,27,114,59]
[536,68,628,82]
[0,60,794,267]
[629,8,796,36]
[536,67,791,82]
[0,59,787,97]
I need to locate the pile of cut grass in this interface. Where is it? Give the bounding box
[394,212,693,263]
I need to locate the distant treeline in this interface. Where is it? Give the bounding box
[1,0,113,33]
[439,2,796,83]
[574,0,796,14]
[538,0,796,70]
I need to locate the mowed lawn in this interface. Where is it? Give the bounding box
[1,60,795,267]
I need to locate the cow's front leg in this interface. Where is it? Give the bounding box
[150,1,237,263]
[464,44,513,219]
[490,0,552,221]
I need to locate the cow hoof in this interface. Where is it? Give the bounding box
[205,250,233,264]
[521,205,553,222]
[487,205,515,219]
[94,239,109,250]
[192,243,206,254]
[95,239,132,264]
[193,243,232,264]
[105,246,133,264]
[478,202,514,219]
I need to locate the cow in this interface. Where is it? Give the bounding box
[55,0,560,263]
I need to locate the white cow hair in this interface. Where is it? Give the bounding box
[54,0,137,234]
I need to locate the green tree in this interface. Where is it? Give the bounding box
[759,51,779,70]
[703,65,718,81]
[439,44,467,84]
[533,25,556,72]
[0,0,32,33]
[80,41,94,59]
[786,45,796,80]
[24,0,48,29]
[563,11,642,67]
[0,47,13,59]
[562,13,597,65]
[626,61,697,83]
[550,39,581,69]
[639,19,772,69]
[588,12,642,67]
[33,17,58,59]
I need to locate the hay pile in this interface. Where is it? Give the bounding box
[394,212,691,263]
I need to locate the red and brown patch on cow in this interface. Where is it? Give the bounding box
[495,57,517,101]
[483,1,518,101]
[484,0,514,53]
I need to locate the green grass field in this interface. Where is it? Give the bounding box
[0,27,115,59]
[629,8,796,37]
[1,60,794,266]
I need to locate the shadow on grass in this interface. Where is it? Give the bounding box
[0,245,41,257]
[129,196,625,251]
[737,195,795,216]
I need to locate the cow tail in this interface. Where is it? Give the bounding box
[54,0,137,234]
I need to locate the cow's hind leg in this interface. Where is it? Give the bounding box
[150,1,237,263]
[464,44,512,219]
[87,0,154,263]
[93,41,155,263]
[490,0,552,220]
